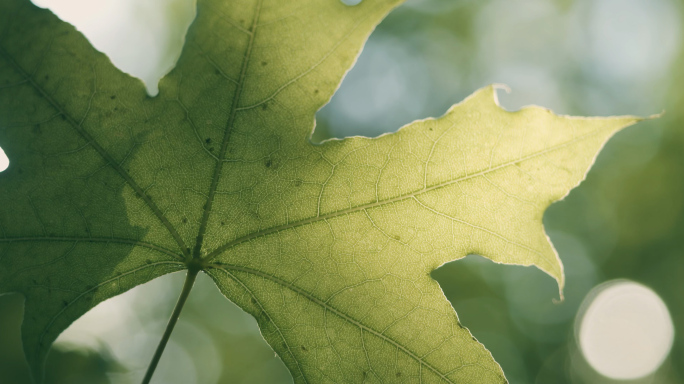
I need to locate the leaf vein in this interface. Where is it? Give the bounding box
[208,263,310,384]
[0,236,183,261]
[193,0,263,258]
[206,123,610,261]
[37,261,185,346]
[0,45,190,258]
[210,263,458,384]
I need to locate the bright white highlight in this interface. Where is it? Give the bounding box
[577,280,674,380]
[0,146,8,172]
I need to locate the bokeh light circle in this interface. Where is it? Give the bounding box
[576,280,674,380]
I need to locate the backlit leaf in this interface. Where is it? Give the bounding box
[0,0,642,382]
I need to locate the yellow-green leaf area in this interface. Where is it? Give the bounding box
[0,0,642,383]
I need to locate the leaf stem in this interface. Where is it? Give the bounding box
[141,268,199,384]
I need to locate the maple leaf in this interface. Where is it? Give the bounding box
[0,0,643,382]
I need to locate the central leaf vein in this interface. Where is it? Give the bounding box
[205,123,611,262]
[193,0,263,259]
[210,263,464,384]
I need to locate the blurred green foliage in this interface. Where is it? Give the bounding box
[2,0,683,383]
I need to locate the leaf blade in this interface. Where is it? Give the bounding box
[0,0,644,382]
[204,85,638,383]
[0,0,190,378]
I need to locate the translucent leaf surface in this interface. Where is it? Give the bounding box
[0,0,642,382]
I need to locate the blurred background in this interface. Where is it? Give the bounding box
[0,0,683,382]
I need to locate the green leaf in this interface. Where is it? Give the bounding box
[0,0,643,382]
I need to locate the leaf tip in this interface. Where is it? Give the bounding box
[646,110,665,120]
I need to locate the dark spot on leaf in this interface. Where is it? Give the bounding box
[44,75,49,80]
[314,89,319,94]
[205,138,212,144]
[301,345,308,352]
[429,127,433,131]
[114,107,118,111]
[363,371,368,378]
[472,336,477,341]
[110,95,116,100]
[261,61,267,66]
[294,179,303,187]
[262,103,268,110]
[182,218,188,223]
[396,372,402,377]
[215,69,220,75]
[62,300,68,307]
[457,322,464,329]
[393,235,400,241]
[265,160,272,168]
[220,221,225,226]
[146,259,152,264]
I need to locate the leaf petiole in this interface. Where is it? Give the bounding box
[141,267,199,384]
